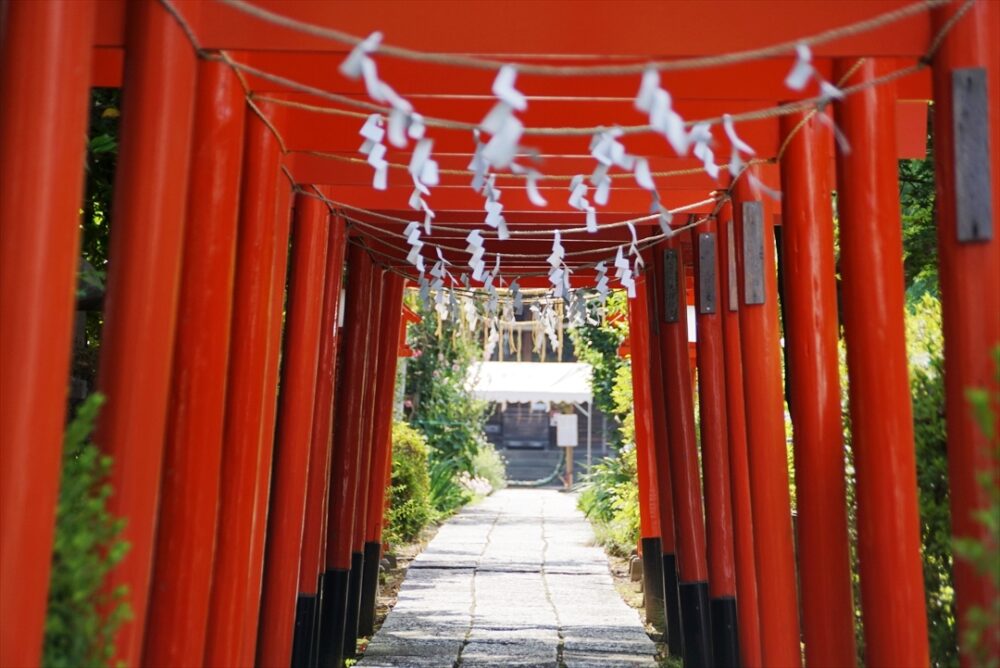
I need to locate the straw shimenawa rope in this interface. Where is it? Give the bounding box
[153,0,975,296]
[215,0,951,76]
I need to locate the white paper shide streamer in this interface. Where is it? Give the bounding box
[480,66,527,170]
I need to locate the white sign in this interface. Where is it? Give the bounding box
[555,414,578,448]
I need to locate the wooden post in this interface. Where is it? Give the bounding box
[0,2,95,665]
[241,172,296,666]
[359,273,407,638]
[292,211,349,668]
[834,57,929,667]
[144,59,246,667]
[652,239,714,667]
[778,109,857,667]
[94,2,199,661]
[715,199,763,668]
[930,2,1000,661]
[256,192,331,667]
[204,102,285,668]
[644,260,684,657]
[693,219,740,667]
[627,278,666,630]
[343,269,386,659]
[320,244,376,668]
[731,167,802,668]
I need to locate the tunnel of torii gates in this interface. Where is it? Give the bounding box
[0,0,998,667]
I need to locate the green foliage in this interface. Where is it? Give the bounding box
[568,292,629,446]
[576,313,642,558]
[384,421,434,544]
[74,89,121,391]
[43,394,130,668]
[404,293,490,513]
[610,363,636,448]
[842,294,959,666]
[578,445,640,558]
[81,90,119,280]
[428,457,473,516]
[906,294,959,667]
[471,441,508,492]
[899,145,939,296]
[953,348,1000,668]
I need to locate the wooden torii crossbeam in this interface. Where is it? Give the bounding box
[0,2,996,668]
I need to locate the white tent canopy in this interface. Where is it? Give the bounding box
[468,361,593,404]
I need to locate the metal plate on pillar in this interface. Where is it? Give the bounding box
[697,233,717,315]
[662,248,679,323]
[742,201,765,305]
[952,68,994,243]
[726,219,738,312]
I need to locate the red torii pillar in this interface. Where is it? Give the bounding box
[692,218,740,666]
[143,60,246,667]
[778,109,857,668]
[366,301,422,551]
[343,268,387,659]
[359,273,408,638]
[651,238,713,666]
[731,167,802,668]
[204,102,286,668]
[0,2,95,665]
[930,2,1000,662]
[320,244,377,668]
[715,199,763,668]
[834,58,929,667]
[256,192,332,667]
[398,305,422,358]
[626,278,666,630]
[292,211,349,668]
[644,260,684,658]
[93,2,199,663]
[242,171,296,666]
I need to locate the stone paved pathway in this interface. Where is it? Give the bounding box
[359,488,658,667]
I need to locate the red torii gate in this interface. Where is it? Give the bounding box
[0,1,997,667]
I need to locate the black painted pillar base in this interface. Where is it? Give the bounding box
[661,553,683,656]
[318,568,349,668]
[341,551,365,659]
[309,573,325,668]
[358,541,382,637]
[711,596,740,668]
[640,537,665,629]
[678,580,714,668]
[291,593,317,668]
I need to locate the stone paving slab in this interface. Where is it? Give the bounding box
[358,488,657,667]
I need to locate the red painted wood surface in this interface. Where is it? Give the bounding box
[351,270,386,557]
[653,238,709,585]
[627,278,662,542]
[715,198,763,668]
[205,104,285,668]
[299,213,349,594]
[779,110,857,668]
[834,57,929,667]
[643,260,678,556]
[731,167,801,667]
[364,274,408,543]
[144,60,246,667]
[93,3,199,663]
[241,172,296,666]
[257,192,331,666]
[930,2,1000,662]
[0,2,95,665]
[326,246,377,570]
[692,217,737,599]
[96,2,937,59]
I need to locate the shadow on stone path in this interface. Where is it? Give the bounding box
[359,488,657,667]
